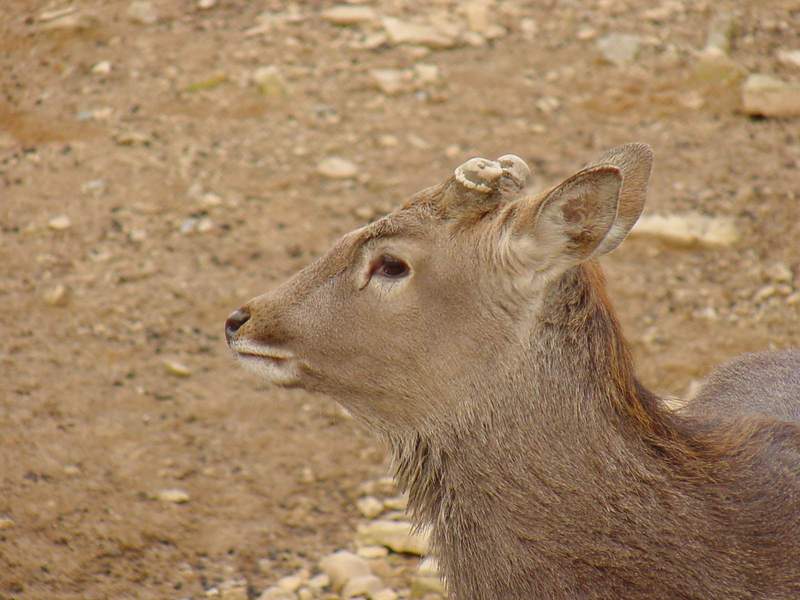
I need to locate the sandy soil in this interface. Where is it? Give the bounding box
[1,0,799,598]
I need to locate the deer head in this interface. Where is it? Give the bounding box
[225,144,653,434]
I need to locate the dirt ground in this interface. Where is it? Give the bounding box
[1,0,799,598]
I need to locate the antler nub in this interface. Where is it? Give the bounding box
[497,154,531,188]
[455,158,504,193]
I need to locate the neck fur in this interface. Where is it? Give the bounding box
[385,263,713,599]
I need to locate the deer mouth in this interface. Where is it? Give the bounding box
[228,341,301,386]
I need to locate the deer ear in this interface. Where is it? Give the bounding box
[509,165,622,268]
[590,143,653,256]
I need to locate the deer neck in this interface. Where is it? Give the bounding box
[387,264,700,599]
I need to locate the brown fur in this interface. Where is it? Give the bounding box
[226,144,800,599]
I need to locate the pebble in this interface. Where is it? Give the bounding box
[220,582,249,600]
[463,0,492,34]
[370,69,409,95]
[257,587,295,600]
[127,1,158,24]
[765,262,793,284]
[43,284,69,306]
[163,358,192,378]
[742,74,800,118]
[91,60,112,75]
[356,520,430,556]
[414,64,439,84]
[317,157,358,179]
[319,551,372,590]
[307,574,330,590]
[198,0,217,9]
[378,134,399,148]
[777,49,800,69]
[48,215,72,230]
[357,545,389,559]
[596,34,641,67]
[382,17,457,49]
[322,5,377,26]
[157,488,190,504]
[704,11,736,55]
[373,590,399,600]
[356,496,385,519]
[383,495,408,511]
[630,213,739,248]
[277,575,304,593]
[252,66,289,98]
[342,574,384,598]
[0,517,15,529]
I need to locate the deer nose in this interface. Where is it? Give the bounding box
[225,308,250,342]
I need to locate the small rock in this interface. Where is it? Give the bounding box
[297,589,312,600]
[777,49,800,69]
[370,69,409,95]
[43,284,69,306]
[373,589,399,600]
[157,488,190,504]
[317,157,358,179]
[356,521,430,555]
[127,1,158,24]
[91,60,112,75]
[220,581,249,600]
[382,17,457,49]
[357,496,385,518]
[704,11,737,56]
[322,5,377,26]
[257,587,294,600]
[742,74,800,118]
[277,577,303,593]
[163,359,192,378]
[596,34,641,67]
[198,0,217,9]
[765,262,793,284]
[63,464,81,476]
[307,574,330,590]
[252,66,289,98]
[342,574,384,599]
[418,558,440,578]
[754,285,777,303]
[196,217,214,233]
[630,213,739,248]
[576,26,598,40]
[414,64,439,84]
[377,134,398,148]
[410,575,445,598]
[319,551,372,591]
[357,545,389,559]
[129,228,147,242]
[463,0,492,34]
[48,215,72,230]
[113,130,151,146]
[0,516,15,529]
[383,495,408,511]
[692,52,746,86]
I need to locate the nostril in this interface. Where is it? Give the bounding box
[225,308,251,340]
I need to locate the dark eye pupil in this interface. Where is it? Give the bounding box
[379,257,408,278]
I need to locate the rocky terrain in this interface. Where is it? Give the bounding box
[1,0,799,598]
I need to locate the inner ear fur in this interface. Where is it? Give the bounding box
[514,165,623,266]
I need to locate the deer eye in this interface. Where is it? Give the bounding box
[372,255,410,280]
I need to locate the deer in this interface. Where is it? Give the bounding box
[225,144,800,599]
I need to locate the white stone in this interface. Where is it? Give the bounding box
[257,587,294,600]
[630,212,739,248]
[48,214,72,230]
[163,358,192,377]
[357,545,389,559]
[356,496,384,518]
[317,157,358,179]
[127,1,158,24]
[43,284,69,306]
[356,521,430,555]
[742,74,800,118]
[342,574,384,598]
[319,551,371,590]
[372,589,399,600]
[157,488,190,503]
[277,575,304,593]
[91,60,112,75]
[777,49,800,69]
[463,0,492,34]
[370,69,408,95]
[765,262,793,284]
[382,495,408,511]
[307,574,330,590]
[596,34,641,67]
[414,64,439,84]
[322,5,376,26]
[198,0,217,9]
[382,17,457,49]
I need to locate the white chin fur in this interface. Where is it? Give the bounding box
[236,354,300,386]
